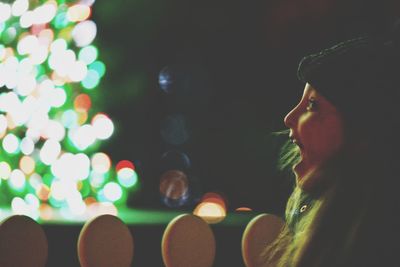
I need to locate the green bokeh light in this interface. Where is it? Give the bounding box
[81,69,100,89]
[78,45,98,65]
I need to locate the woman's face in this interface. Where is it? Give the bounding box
[284,83,344,185]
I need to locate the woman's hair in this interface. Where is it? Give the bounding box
[263,28,400,267]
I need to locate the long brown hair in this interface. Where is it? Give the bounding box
[263,116,400,267]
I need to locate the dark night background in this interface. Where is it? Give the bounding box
[89,0,400,214]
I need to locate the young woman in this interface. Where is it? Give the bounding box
[263,34,400,266]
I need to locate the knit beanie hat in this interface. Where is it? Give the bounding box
[297,35,400,128]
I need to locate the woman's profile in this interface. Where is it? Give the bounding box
[263,26,400,267]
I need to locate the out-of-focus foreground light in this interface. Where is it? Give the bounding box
[0,0,139,219]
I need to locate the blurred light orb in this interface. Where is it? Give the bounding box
[42,120,66,141]
[117,168,138,188]
[25,193,40,209]
[79,45,98,65]
[72,20,96,47]
[68,60,88,82]
[50,38,67,54]
[81,69,100,89]
[62,109,78,129]
[29,173,42,190]
[193,202,226,224]
[20,155,36,175]
[0,3,11,23]
[3,133,20,154]
[20,10,34,28]
[201,192,227,211]
[116,160,135,172]
[103,182,123,202]
[9,169,26,190]
[159,170,189,201]
[70,124,96,150]
[11,197,27,214]
[90,60,106,77]
[160,114,189,145]
[51,87,67,108]
[0,114,8,132]
[74,93,91,111]
[236,207,253,212]
[33,3,57,25]
[3,27,17,44]
[158,66,176,93]
[36,184,50,201]
[92,113,114,140]
[17,35,39,55]
[0,161,11,179]
[67,4,91,22]
[91,152,111,174]
[12,0,29,17]
[40,139,61,165]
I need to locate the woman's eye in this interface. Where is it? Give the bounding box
[306,98,317,111]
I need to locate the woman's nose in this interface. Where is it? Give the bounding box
[284,105,298,128]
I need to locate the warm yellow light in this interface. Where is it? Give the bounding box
[193,202,226,224]
[19,155,35,174]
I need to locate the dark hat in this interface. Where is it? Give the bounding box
[297,36,400,126]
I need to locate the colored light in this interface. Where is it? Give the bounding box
[201,192,227,211]
[74,93,92,111]
[3,27,17,44]
[89,171,106,188]
[67,4,91,22]
[54,11,69,29]
[40,139,61,165]
[29,173,42,190]
[236,207,253,212]
[11,0,29,17]
[72,20,96,47]
[0,3,11,23]
[9,169,26,190]
[116,160,135,172]
[51,87,67,108]
[117,168,138,188]
[0,162,11,179]
[36,184,50,201]
[20,155,36,175]
[3,133,20,154]
[91,152,111,174]
[32,2,57,25]
[159,170,189,200]
[81,69,100,89]
[42,120,66,141]
[92,113,114,140]
[25,193,40,209]
[193,202,226,224]
[90,60,106,77]
[61,109,78,129]
[17,35,39,55]
[51,153,90,181]
[69,124,96,150]
[79,45,98,65]
[0,114,7,133]
[20,10,34,28]
[68,60,88,82]
[11,197,27,214]
[103,182,122,202]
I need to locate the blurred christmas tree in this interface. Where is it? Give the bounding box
[0,0,139,220]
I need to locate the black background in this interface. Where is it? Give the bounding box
[90,0,400,213]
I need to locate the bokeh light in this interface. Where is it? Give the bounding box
[0,0,134,218]
[160,170,189,208]
[193,201,227,224]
